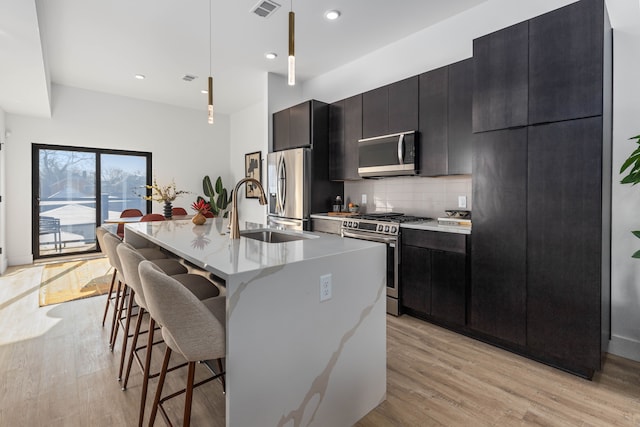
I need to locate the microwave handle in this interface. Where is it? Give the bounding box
[397,134,405,165]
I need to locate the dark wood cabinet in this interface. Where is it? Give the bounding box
[273,109,290,151]
[447,58,473,175]
[529,0,604,124]
[362,86,388,139]
[273,100,321,152]
[329,95,362,181]
[471,127,527,346]
[401,229,468,326]
[363,76,419,138]
[472,21,529,133]
[527,117,604,372]
[418,66,448,176]
[418,59,473,177]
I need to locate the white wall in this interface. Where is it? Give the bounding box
[297,0,640,361]
[229,100,269,226]
[0,108,6,274]
[607,0,640,361]
[5,84,231,266]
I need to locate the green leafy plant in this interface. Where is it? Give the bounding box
[619,134,640,257]
[198,175,232,218]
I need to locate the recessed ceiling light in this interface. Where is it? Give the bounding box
[325,10,341,20]
[134,74,146,80]
[201,89,208,94]
[265,52,278,60]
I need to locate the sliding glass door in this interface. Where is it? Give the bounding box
[32,144,151,259]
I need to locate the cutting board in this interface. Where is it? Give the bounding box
[327,212,357,217]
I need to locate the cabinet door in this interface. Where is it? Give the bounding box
[527,117,603,371]
[529,0,604,124]
[400,245,431,315]
[329,101,345,180]
[388,76,419,134]
[431,250,467,326]
[471,127,527,346]
[362,86,389,138]
[344,95,362,180]
[289,101,311,149]
[273,109,290,152]
[472,22,528,133]
[418,66,448,177]
[447,58,473,175]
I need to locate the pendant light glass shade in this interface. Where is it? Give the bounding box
[207,76,214,124]
[288,10,295,86]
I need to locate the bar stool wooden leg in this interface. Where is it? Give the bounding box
[101,269,117,326]
[138,317,156,427]
[184,362,196,427]
[118,288,136,381]
[149,346,172,427]
[111,284,128,351]
[123,306,145,390]
[109,280,123,349]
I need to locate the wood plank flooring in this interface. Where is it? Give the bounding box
[1,260,640,426]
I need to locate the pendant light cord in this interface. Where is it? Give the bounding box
[209,0,212,75]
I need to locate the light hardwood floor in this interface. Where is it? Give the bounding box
[1,260,639,426]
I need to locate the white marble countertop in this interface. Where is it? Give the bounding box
[125,219,383,279]
[311,213,472,235]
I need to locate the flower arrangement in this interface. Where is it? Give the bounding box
[139,178,189,203]
[191,199,211,214]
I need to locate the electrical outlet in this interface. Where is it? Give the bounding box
[458,196,467,209]
[320,274,332,302]
[361,194,367,204]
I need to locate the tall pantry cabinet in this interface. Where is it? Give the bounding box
[470,0,612,377]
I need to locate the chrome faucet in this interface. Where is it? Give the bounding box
[229,177,268,239]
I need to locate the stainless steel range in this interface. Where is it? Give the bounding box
[340,212,431,316]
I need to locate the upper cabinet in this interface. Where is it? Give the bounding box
[329,94,362,181]
[472,22,529,133]
[473,0,606,132]
[362,76,419,138]
[273,100,328,152]
[528,0,604,124]
[419,58,473,176]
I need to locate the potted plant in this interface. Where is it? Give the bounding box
[619,134,640,257]
[190,199,210,225]
[197,175,232,218]
[138,178,189,219]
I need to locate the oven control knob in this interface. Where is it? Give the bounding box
[347,221,352,227]
[352,221,358,229]
[391,226,397,233]
[377,224,383,232]
[384,225,390,232]
[343,220,348,227]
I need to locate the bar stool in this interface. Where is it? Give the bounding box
[98,226,169,330]
[118,245,221,427]
[139,260,226,427]
[103,233,183,351]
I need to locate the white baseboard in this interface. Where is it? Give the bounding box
[608,335,640,362]
[8,254,33,268]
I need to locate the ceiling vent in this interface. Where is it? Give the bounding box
[182,74,198,82]
[251,0,280,18]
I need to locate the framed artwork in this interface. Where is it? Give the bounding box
[244,151,262,198]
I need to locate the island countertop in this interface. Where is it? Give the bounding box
[125,218,383,279]
[123,217,387,427]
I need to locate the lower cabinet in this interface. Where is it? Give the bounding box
[400,229,469,326]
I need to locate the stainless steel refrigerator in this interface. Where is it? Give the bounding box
[267,147,343,230]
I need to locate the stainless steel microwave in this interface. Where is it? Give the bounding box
[358,131,418,177]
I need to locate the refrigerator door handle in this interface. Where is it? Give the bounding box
[277,156,286,215]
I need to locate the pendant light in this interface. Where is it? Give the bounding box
[207,0,214,124]
[288,1,295,86]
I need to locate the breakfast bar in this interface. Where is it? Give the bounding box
[124,219,387,427]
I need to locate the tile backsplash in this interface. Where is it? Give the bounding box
[343,175,472,218]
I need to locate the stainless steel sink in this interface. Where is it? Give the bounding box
[240,230,310,243]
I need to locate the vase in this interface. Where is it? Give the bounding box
[163,201,173,219]
[192,212,206,225]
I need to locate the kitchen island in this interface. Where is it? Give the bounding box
[124,219,387,427]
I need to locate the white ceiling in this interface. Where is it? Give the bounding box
[0,0,487,118]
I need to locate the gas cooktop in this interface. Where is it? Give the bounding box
[349,212,432,223]
[341,213,433,237]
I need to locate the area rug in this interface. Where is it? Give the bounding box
[39,257,114,307]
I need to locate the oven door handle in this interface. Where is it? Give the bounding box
[342,230,398,244]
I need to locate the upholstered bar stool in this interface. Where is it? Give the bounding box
[118,245,221,427]
[98,226,168,330]
[103,233,184,351]
[139,260,226,427]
